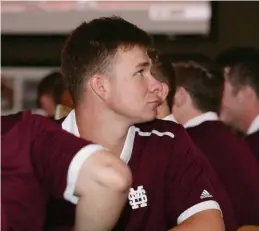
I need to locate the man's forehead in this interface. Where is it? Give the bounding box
[117,46,151,63]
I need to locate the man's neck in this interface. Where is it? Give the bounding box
[239,106,259,134]
[156,103,171,119]
[75,105,131,157]
[177,107,203,125]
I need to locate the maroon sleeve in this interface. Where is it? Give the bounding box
[29,114,103,202]
[166,127,221,225]
[1,204,8,231]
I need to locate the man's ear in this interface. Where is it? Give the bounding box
[174,86,188,107]
[89,74,109,100]
[161,83,169,102]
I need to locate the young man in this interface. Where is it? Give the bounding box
[149,51,178,123]
[1,111,132,231]
[37,72,64,117]
[47,16,227,231]
[37,71,74,119]
[153,53,212,123]
[170,61,259,227]
[216,47,259,162]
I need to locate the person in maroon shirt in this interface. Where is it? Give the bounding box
[148,50,178,123]
[216,47,259,162]
[168,61,259,227]
[45,16,226,231]
[1,111,132,231]
[152,52,237,231]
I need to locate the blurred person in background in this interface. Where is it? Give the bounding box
[216,47,259,162]
[150,51,177,122]
[1,77,14,110]
[153,52,212,123]
[37,71,73,119]
[169,60,259,228]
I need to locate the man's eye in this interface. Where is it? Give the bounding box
[135,69,145,76]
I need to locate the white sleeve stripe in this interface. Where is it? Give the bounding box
[63,144,104,204]
[177,200,221,224]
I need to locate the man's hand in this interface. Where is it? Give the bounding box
[74,148,132,231]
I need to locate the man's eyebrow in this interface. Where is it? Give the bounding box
[135,61,150,69]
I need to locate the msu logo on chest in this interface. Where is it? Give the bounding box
[128,185,148,210]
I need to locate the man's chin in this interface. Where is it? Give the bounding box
[134,114,156,124]
[144,112,157,122]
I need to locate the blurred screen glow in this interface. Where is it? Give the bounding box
[1,1,212,35]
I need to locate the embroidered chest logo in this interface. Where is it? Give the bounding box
[128,185,148,209]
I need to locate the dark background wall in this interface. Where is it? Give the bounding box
[2,1,259,66]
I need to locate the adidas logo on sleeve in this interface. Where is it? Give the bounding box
[200,190,213,199]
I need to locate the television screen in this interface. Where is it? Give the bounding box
[1,1,214,37]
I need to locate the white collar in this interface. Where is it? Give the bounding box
[62,110,80,137]
[163,114,178,123]
[247,114,259,135]
[184,112,219,129]
[62,110,135,163]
